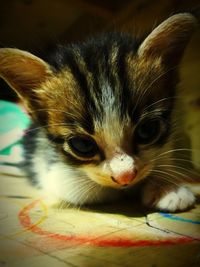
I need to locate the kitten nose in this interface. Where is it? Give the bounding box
[111,170,137,186]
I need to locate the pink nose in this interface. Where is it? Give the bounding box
[111,170,137,186]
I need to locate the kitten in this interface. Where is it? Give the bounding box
[0,13,199,212]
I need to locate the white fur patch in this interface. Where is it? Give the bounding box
[39,162,111,205]
[36,160,120,206]
[97,81,124,145]
[155,187,195,212]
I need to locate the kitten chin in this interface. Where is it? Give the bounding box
[38,161,122,206]
[0,13,199,212]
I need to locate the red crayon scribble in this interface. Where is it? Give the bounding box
[18,199,195,247]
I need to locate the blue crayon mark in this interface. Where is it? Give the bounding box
[159,212,200,225]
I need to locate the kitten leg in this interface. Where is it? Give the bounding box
[141,181,195,212]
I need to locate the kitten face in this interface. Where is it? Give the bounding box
[38,49,174,190]
[0,13,197,195]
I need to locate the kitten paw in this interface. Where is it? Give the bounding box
[155,187,195,212]
[142,185,195,212]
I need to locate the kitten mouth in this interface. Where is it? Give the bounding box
[111,176,119,184]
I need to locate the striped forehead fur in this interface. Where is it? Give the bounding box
[35,32,176,153]
[47,33,141,116]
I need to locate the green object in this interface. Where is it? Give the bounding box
[0,100,30,134]
[0,100,31,157]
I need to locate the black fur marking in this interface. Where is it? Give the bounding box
[114,34,140,121]
[47,133,65,145]
[49,45,99,114]
[21,123,39,184]
[82,33,141,122]
[61,149,99,166]
[117,46,133,119]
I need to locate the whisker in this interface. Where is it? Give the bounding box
[143,96,178,111]
[28,108,84,121]
[134,64,153,96]
[60,177,95,188]
[156,166,187,178]
[73,182,98,210]
[25,123,75,134]
[58,185,87,210]
[157,157,194,165]
[157,164,200,174]
[151,148,200,162]
[28,108,71,114]
[150,169,181,186]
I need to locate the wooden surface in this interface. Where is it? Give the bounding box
[0,173,200,267]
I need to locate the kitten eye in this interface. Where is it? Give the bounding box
[135,118,162,145]
[68,135,98,157]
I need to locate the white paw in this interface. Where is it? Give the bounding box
[155,187,195,212]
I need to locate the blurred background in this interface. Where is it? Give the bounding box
[0,0,200,167]
[0,0,199,100]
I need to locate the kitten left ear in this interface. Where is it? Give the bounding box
[138,13,198,66]
[0,48,53,100]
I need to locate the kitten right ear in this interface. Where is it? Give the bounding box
[138,13,198,66]
[0,48,53,102]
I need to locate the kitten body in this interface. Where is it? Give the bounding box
[0,13,199,211]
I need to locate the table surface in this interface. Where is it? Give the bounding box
[0,173,200,267]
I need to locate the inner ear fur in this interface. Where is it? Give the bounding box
[0,48,53,99]
[138,13,198,66]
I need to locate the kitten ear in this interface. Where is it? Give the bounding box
[0,48,53,100]
[138,13,198,65]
